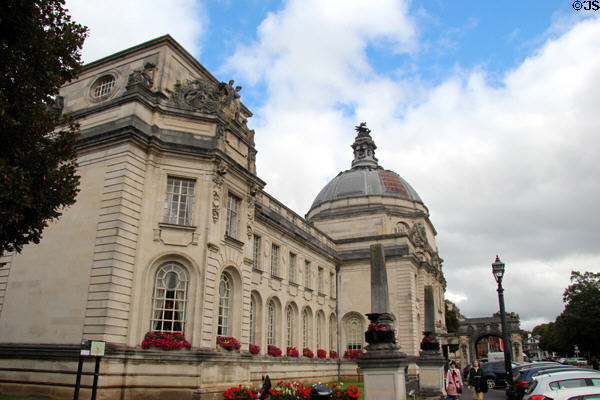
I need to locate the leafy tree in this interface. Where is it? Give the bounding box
[0,0,87,256]
[533,271,600,357]
[445,300,460,333]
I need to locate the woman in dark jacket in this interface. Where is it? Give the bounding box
[467,360,487,400]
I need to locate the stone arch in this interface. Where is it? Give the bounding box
[215,265,243,341]
[266,295,282,347]
[342,311,366,353]
[249,290,263,347]
[138,253,200,346]
[284,301,299,348]
[301,306,313,349]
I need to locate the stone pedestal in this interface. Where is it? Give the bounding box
[358,347,408,400]
[416,350,446,398]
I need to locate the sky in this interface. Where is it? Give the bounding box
[64,0,600,331]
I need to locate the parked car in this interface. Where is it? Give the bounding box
[565,358,588,367]
[507,364,579,400]
[523,369,600,400]
[482,361,520,389]
[533,386,600,400]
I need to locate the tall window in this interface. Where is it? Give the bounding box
[316,314,322,349]
[346,316,362,351]
[303,309,311,348]
[249,296,256,344]
[267,300,275,345]
[217,273,231,336]
[271,244,279,277]
[318,267,324,293]
[286,305,294,347]
[289,253,296,283]
[329,315,337,351]
[330,272,335,297]
[226,193,240,237]
[163,177,195,225]
[252,235,261,270]
[150,263,188,333]
[304,261,311,288]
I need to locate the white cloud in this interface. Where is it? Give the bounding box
[225,1,600,329]
[65,0,206,63]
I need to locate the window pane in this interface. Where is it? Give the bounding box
[218,274,231,336]
[163,177,195,225]
[226,193,240,237]
[150,262,188,334]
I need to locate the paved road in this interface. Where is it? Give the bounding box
[460,386,506,400]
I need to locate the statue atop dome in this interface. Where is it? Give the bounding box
[351,122,379,169]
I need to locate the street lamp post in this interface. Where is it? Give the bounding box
[492,255,514,390]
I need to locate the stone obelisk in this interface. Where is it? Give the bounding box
[357,244,407,400]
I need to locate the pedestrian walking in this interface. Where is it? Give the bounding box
[446,361,463,399]
[467,360,487,400]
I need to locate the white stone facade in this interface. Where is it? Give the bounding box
[0,36,447,399]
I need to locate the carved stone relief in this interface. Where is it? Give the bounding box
[167,78,242,121]
[212,160,227,223]
[409,222,428,247]
[127,62,156,88]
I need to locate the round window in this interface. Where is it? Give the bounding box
[91,75,116,99]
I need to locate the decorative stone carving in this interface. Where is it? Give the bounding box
[127,62,155,88]
[212,160,227,223]
[247,196,255,239]
[167,78,242,120]
[409,222,428,247]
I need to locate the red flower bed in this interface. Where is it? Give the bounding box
[221,381,360,399]
[141,331,191,350]
[317,349,327,358]
[249,344,260,355]
[287,346,299,357]
[302,347,314,358]
[343,349,361,359]
[267,344,282,357]
[329,350,338,359]
[217,336,241,350]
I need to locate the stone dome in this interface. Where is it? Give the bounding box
[308,123,423,211]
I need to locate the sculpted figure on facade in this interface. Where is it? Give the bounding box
[127,62,155,88]
[212,159,227,223]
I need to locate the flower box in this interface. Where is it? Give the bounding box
[286,346,299,357]
[217,336,241,351]
[267,344,282,357]
[249,344,260,355]
[365,330,395,344]
[141,331,191,350]
[343,349,361,359]
[329,350,338,359]
[302,347,314,358]
[317,349,327,358]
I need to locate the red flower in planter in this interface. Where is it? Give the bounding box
[217,336,241,350]
[141,331,191,350]
[367,323,387,332]
[343,349,361,359]
[317,349,327,358]
[286,346,299,357]
[329,350,338,359]
[249,344,260,354]
[302,347,314,358]
[267,344,282,356]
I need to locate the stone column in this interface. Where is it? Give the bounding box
[357,244,408,400]
[416,332,446,398]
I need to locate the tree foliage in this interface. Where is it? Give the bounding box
[533,271,600,356]
[0,0,87,256]
[445,300,460,333]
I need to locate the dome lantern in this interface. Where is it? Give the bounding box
[351,122,379,169]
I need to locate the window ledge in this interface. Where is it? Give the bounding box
[318,292,326,297]
[304,287,313,293]
[271,274,283,281]
[252,267,263,274]
[224,235,245,248]
[159,222,197,231]
[289,281,299,287]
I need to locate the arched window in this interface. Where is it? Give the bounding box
[217,273,231,336]
[316,313,324,349]
[286,305,294,347]
[150,262,189,333]
[249,296,256,344]
[267,300,275,345]
[346,316,362,351]
[303,309,311,348]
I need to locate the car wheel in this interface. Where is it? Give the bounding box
[487,378,496,389]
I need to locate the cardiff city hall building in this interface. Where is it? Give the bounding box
[0,35,518,399]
